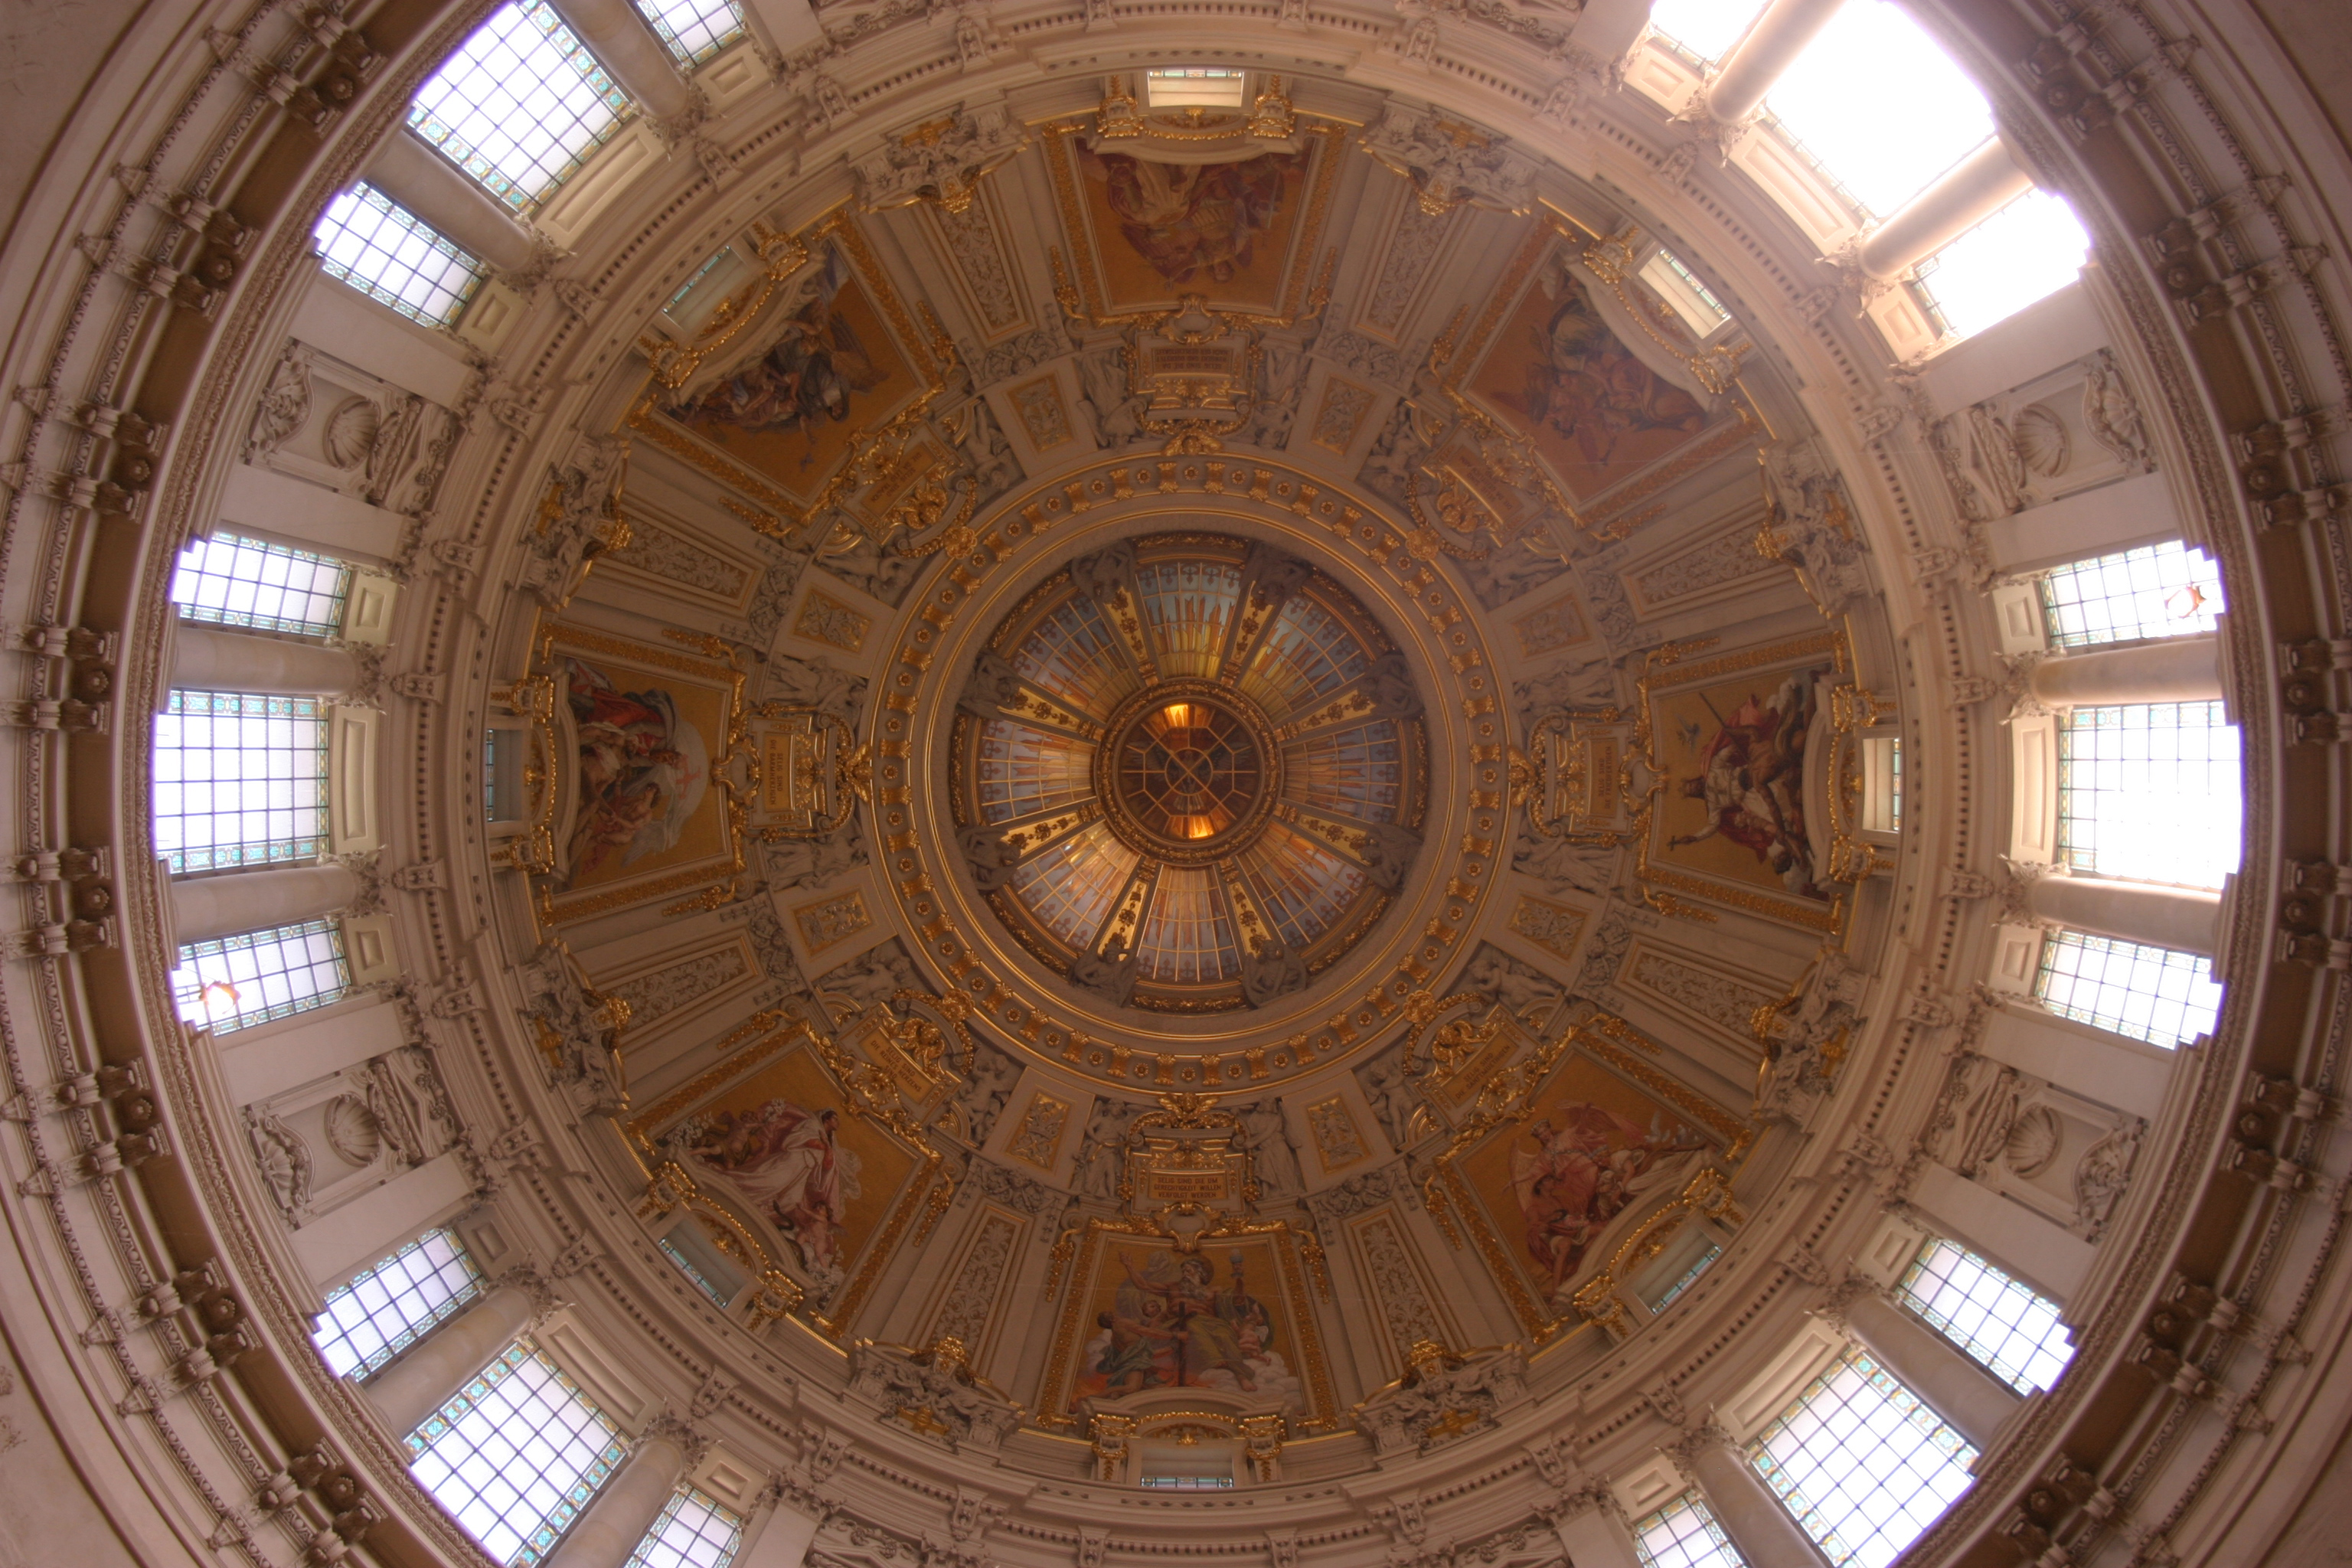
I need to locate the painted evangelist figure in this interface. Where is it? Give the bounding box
[1664,668,1827,901]
[677,1098,862,1272]
[667,249,894,469]
[1076,1247,1302,1409]
[1473,265,1708,498]
[1078,145,1306,290]
[560,655,710,887]
[1511,1104,1708,1298]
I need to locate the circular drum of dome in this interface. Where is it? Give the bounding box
[951,532,1429,1014]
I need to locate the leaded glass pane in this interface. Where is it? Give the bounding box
[314,1229,484,1378]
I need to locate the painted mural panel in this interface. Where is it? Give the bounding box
[1042,1228,1334,1426]
[1456,1052,1721,1315]
[1076,143,1314,312]
[1645,639,1841,910]
[644,1037,921,1302]
[655,247,917,502]
[1466,264,1710,501]
[543,626,742,922]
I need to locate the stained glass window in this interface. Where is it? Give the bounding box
[626,1488,743,1568]
[409,1,634,214]
[314,1229,484,1378]
[314,185,485,326]
[153,691,330,874]
[1634,1491,1749,1568]
[2040,543,2225,648]
[1285,721,1404,822]
[974,720,1096,825]
[1897,1239,2073,1395]
[1134,866,1241,983]
[172,534,351,637]
[1748,1347,1978,1568]
[2034,932,2220,1049]
[407,1341,628,1566]
[1010,825,1138,949]
[1244,593,1370,720]
[173,919,349,1033]
[1138,557,1241,678]
[2056,701,2241,890]
[631,0,745,67]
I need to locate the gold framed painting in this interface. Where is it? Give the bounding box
[631,1024,933,1333]
[1637,631,1849,930]
[1037,1225,1336,1427]
[539,622,745,923]
[1433,1042,1744,1337]
[629,220,944,517]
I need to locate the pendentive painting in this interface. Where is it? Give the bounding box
[652,244,919,503]
[1044,1229,1334,1424]
[1073,140,1316,313]
[1645,636,1842,913]
[1455,1051,1723,1316]
[1466,260,1710,501]
[543,626,741,920]
[639,1034,922,1306]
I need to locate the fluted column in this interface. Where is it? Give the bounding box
[170,624,355,698]
[2026,874,2220,956]
[364,130,543,275]
[543,0,693,119]
[1681,1429,1832,1568]
[1840,1294,2020,1452]
[1706,0,1845,122]
[2028,637,2223,707]
[169,863,358,944]
[541,1426,692,1568]
[1858,136,2037,279]
[364,1282,538,1437]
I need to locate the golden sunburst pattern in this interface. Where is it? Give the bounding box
[956,534,1427,1012]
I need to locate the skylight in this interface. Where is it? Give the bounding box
[1913,188,2092,338]
[1647,0,1769,63]
[314,185,484,326]
[1762,0,1997,219]
[632,0,745,68]
[409,0,634,214]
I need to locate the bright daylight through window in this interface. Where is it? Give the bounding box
[1897,1240,2074,1395]
[407,1341,628,1567]
[313,184,484,326]
[1749,1348,1978,1568]
[2035,931,2222,1050]
[410,0,635,212]
[1645,0,2089,338]
[2040,541,2225,648]
[314,1229,485,1378]
[152,691,328,874]
[624,1487,744,1568]
[2056,701,2242,890]
[172,534,351,638]
[172,919,350,1033]
[1634,1490,1749,1568]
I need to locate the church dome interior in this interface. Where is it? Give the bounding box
[0,0,2347,1566]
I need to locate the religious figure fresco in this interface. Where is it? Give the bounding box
[1459,1054,1722,1312]
[558,655,712,889]
[678,1098,859,1269]
[1073,1244,1304,1411]
[1509,1103,1709,1293]
[642,1041,920,1305]
[1469,266,1710,499]
[659,247,913,498]
[1076,144,1311,309]
[1657,665,1831,903]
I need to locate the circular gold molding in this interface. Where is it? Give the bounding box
[872,456,1505,1092]
[1093,680,1285,864]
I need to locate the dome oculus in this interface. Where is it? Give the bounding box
[954,533,1426,1013]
